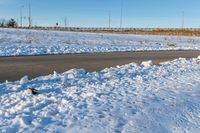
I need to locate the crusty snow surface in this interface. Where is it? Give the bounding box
[0,28,200,56]
[1,57,200,133]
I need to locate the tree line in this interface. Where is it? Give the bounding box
[0,18,18,28]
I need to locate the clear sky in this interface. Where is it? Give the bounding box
[0,0,200,28]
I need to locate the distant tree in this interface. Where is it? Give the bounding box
[0,19,6,27]
[6,18,18,28]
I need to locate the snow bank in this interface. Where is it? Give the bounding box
[141,60,153,67]
[0,28,200,56]
[1,57,200,132]
[197,56,200,64]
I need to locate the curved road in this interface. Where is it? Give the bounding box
[0,50,200,82]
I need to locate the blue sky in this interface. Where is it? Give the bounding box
[0,0,200,28]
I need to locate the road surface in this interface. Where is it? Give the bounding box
[0,50,199,82]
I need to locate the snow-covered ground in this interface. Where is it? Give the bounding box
[0,57,200,133]
[0,28,200,56]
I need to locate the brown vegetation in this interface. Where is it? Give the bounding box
[167,44,177,47]
[4,26,200,36]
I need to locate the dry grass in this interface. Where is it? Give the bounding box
[87,29,200,36]
[167,44,177,47]
[12,27,200,37]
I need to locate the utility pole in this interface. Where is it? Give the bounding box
[28,2,32,28]
[108,11,111,28]
[64,17,67,29]
[182,11,185,29]
[120,0,123,28]
[20,6,24,27]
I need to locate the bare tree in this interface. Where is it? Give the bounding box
[0,18,6,27]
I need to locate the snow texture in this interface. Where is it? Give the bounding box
[0,28,200,56]
[1,57,200,133]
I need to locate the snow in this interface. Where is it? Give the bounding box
[0,28,200,56]
[0,57,200,132]
[141,60,153,67]
[19,76,29,85]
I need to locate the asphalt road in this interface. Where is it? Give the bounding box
[0,50,200,83]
